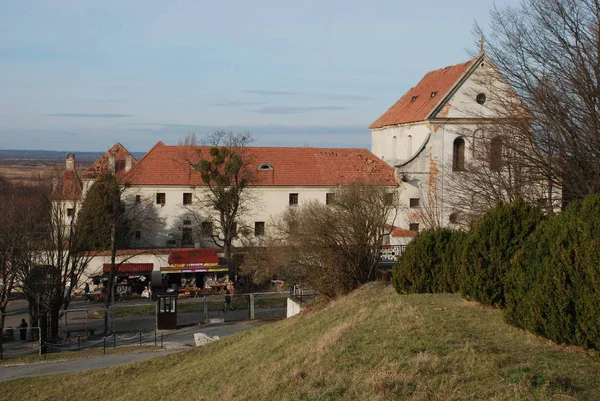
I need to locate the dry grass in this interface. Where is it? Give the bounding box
[0,345,160,366]
[1,283,599,400]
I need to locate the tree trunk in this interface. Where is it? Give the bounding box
[104,220,118,334]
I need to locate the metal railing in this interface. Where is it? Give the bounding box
[380,245,407,262]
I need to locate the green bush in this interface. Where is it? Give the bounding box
[460,199,545,307]
[392,228,466,294]
[505,195,600,348]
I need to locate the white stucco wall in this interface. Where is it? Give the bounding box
[122,185,389,249]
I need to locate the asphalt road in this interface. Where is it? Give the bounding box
[0,320,268,382]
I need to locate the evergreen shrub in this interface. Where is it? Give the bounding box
[392,228,466,294]
[460,199,544,307]
[505,195,600,349]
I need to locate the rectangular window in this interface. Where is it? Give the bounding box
[182,219,192,226]
[134,230,141,240]
[384,192,395,206]
[183,193,192,205]
[409,198,420,208]
[135,195,141,203]
[289,193,299,206]
[156,193,166,205]
[326,193,335,205]
[182,227,193,246]
[254,221,265,236]
[409,223,420,232]
[66,208,74,217]
[201,221,213,236]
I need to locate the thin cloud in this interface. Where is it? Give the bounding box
[243,90,372,101]
[59,131,81,137]
[45,113,132,118]
[211,101,266,107]
[243,90,298,96]
[251,106,349,114]
[86,99,123,103]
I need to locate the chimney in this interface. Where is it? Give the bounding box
[125,155,132,172]
[65,153,75,171]
[108,155,115,174]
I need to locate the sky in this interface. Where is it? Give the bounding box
[1,0,510,153]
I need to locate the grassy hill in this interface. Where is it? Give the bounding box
[2,283,599,400]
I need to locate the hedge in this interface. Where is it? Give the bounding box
[392,228,466,294]
[459,199,545,307]
[505,195,600,348]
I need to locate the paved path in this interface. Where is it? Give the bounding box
[0,350,179,382]
[0,320,268,382]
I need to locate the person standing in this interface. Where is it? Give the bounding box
[84,282,92,302]
[19,319,28,341]
[222,287,234,312]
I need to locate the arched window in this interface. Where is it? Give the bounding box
[452,137,465,171]
[406,135,412,159]
[490,136,503,170]
[392,136,397,157]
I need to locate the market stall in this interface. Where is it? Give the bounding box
[161,249,230,297]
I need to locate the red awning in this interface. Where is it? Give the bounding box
[167,249,220,267]
[103,263,154,273]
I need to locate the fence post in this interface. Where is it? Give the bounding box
[249,293,255,320]
[77,336,81,351]
[139,330,142,346]
[103,336,106,354]
[203,295,208,323]
[113,331,116,349]
[154,330,157,347]
[161,333,163,349]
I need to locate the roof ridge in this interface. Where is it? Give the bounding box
[121,141,164,182]
[369,56,481,129]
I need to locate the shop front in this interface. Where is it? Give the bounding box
[102,263,154,299]
[161,249,230,297]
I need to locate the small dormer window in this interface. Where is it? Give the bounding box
[410,95,419,102]
[430,91,438,98]
[258,163,274,171]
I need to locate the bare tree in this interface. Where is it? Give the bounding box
[474,0,600,206]
[186,131,256,270]
[244,184,399,298]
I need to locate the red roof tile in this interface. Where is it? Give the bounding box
[123,142,397,187]
[385,224,418,237]
[83,143,137,180]
[52,170,82,200]
[369,58,478,129]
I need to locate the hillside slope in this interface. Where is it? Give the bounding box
[2,283,599,400]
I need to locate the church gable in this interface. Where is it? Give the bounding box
[369,57,478,129]
[429,55,509,120]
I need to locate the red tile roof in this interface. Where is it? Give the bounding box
[385,224,418,237]
[52,170,82,200]
[369,57,478,129]
[83,143,137,180]
[123,142,397,187]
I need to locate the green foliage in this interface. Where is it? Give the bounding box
[460,199,545,308]
[505,194,600,349]
[75,173,131,251]
[392,228,466,294]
